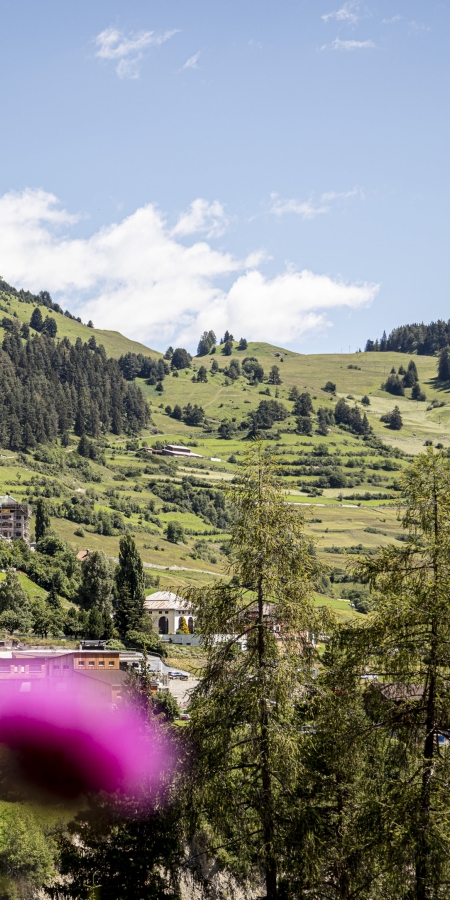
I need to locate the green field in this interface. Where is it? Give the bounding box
[1,289,447,623]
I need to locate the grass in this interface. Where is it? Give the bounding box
[1,291,446,620]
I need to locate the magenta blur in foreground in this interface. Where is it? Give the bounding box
[0,683,174,802]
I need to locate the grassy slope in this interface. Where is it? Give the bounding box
[2,291,449,624]
[0,290,161,359]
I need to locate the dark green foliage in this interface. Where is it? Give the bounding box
[237,337,248,350]
[171,348,192,370]
[296,416,313,435]
[242,357,264,382]
[224,359,240,380]
[152,689,180,721]
[118,352,168,384]
[166,521,185,543]
[293,392,313,417]
[170,404,182,420]
[247,399,289,433]
[366,319,450,354]
[115,534,146,637]
[210,358,219,374]
[268,365,282,385]
[411,382,426,401]
[77,434,104,462]
[197,330,216,356]
[77,550,114,611]
[218,419,237,439]
[149,478,229,529]
[402,358,419,387]
[380,405,403,429]
[438,346,450,381]
[42,315,57,337]
[35,497,51,541]
[30,307,43,331]
[182,403,204,426]
[0,332,149,451]
[383,373,405,395]
[323,380,336,393]
[125,630,166,656]
[334,399,371,435]
[50,794,182,900]
[361,394,370,405]
[197,365,208,382]
[0,572,32,634]
[222,339,233,355]
[317,406,335,435]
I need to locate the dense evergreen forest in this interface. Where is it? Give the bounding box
[0,331,150,450]
[365,319,450,355]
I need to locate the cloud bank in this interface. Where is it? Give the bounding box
[0,189,379,351]
[94,27,179,79]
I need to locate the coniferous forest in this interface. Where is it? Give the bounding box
[0,331,149,450]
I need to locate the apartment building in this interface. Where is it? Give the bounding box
[0,495,32,543]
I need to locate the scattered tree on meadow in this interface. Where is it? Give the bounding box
[197,330,217,356]
[77,550,115,611]
[268,365,282,385]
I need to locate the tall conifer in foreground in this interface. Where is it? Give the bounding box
[185,442,327,900]
[321,448,450,900]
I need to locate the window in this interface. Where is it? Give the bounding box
[53,664,60,670]
[63,664,70,670]
[98,661,105,667]
[108,661,115,667]
[78,661,85,667]
[88,661,95,667]
[0,664,10,673]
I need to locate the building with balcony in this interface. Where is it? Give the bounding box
[0,495,32,543]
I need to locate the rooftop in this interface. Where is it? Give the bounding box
[144,590,192,611]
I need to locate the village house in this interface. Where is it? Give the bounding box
[144,590,195,635]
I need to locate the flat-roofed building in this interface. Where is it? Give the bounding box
[0,495,32,543]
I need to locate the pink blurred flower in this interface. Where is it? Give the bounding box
[0,684,173,801]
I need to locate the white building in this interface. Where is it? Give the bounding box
[144,591,195,635]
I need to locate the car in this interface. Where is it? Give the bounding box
[179,713,190,721]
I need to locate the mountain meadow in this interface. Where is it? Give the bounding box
[1,282,450,624]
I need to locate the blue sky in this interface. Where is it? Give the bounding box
[0,0,447,354]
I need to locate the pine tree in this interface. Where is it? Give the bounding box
[35,498,51,542]
[115,534,145,637]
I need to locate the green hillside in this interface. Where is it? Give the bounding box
[0,287,160,359]
[1,286,450,626]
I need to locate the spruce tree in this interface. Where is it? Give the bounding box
[438,346,450,381]
[115,534,145,637]
[30,307,43,331]
[77,550,114,611]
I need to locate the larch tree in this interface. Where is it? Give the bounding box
[184,442,328,900]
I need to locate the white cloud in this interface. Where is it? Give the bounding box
[171,199,229,238]
[322,37,375,50]
[180,51,200,71]
[0,189,379,351]
[270,197,330,219]
[382,16,401,24]
[408,21,430,34]
[270,188,364,219]
[94,26,179,79]
[322,3,359,24]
